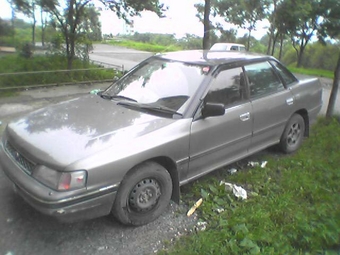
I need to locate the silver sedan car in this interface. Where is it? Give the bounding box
[0,50,322,225]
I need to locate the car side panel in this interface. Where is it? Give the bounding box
[289,78,323,123]
[186,102,252,183]
[249,89,295,154]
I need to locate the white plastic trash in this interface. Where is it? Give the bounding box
[220,181,247,200]
[228,168,237,175]
[232,184,247,200]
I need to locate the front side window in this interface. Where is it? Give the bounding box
[245,61,284,98]
[205,67,246,107]
[103,59,210,115]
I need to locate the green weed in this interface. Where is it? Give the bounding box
[0,54,117,88]
[106,39,182,53]
[160,118,340,254]
[288,66,334,79]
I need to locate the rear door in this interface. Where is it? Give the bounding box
[244,61,295,153]
[187,67,252,181]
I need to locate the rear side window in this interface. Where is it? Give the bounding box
[270,61,297,86]
[245,62,284,98]
[205,67,246,107]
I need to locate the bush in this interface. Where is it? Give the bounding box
[0,54,118,88]
[20,43,34,58]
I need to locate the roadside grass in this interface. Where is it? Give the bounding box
[160,117,340,254]
[0,54,118,88]
[288,66,334,79]
[0,90,18,98]
[106,39,182,53]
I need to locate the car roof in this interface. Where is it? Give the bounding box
[154,50,274,67]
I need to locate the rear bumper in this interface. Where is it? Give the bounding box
[0,140,118,223]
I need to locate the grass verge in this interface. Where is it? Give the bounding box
[160,117,340,254]
[106,39,182,53]
[0,54,118,88]
[288,67,334,79]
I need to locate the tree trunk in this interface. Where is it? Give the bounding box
[67,36,75,69]
[66,0,75,70]
[278,34,284,60]
[247,29,251,51]
[32,23,36,46]
[271,33,279,56]
[41,7,45,47]
[31,3,36,46]
[203,0,210,49]
[297,45,305,68]
[266,33,272,55]
[326,52,340,118]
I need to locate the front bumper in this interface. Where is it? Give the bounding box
[0,140,118,223]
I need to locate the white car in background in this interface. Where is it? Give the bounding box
[211,43,246,51]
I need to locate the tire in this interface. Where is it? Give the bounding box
[279,114,305,154]
[112,161,172,226]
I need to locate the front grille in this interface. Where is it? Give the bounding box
[5,142,36,175]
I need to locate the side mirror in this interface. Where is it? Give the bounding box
[202,102,225,118]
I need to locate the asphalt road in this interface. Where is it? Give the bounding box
[0,45,339,255]
[89,44,154,71]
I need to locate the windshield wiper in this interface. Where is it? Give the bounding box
[118,102,183,117]
[100,94,137,102]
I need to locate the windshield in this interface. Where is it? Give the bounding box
[103,58,210,116]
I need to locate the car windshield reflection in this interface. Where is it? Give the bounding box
[103,59,209,115]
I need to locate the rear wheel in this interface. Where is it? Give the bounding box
[279,114,305,153]
[112,161,172,226]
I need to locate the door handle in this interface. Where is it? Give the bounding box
[240,112,250,121]
[286,98,294,105]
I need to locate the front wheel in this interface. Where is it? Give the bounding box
[112,161,172,226]
[279,114,305,153]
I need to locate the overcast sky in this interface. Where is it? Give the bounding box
[0,0,268,39]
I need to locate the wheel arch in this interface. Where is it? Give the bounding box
[151,156,180,204]
[294,109,309,137]
[123,156,180,204]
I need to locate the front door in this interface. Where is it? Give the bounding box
[187,67,252,181]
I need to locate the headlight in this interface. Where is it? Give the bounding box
[32,165,87,191]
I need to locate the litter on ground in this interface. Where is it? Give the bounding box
[187,198,203,217]
[220,181,248,200]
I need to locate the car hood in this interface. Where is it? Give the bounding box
[6,95,178,169]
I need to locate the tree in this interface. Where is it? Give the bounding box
[178,34,202,50]
[195,0,215,49]
[11,0,38,46]
[6,0,17,46]
[0,18,15,38]
[216,0,269,50]
[40,4,49,46]
[277,0,324,67]
[266,0,281,56]
[196,0,239,49]
[203,0,211,49]
[42,0,165,69]
[215,25,237,43]
[318,0,340,117]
